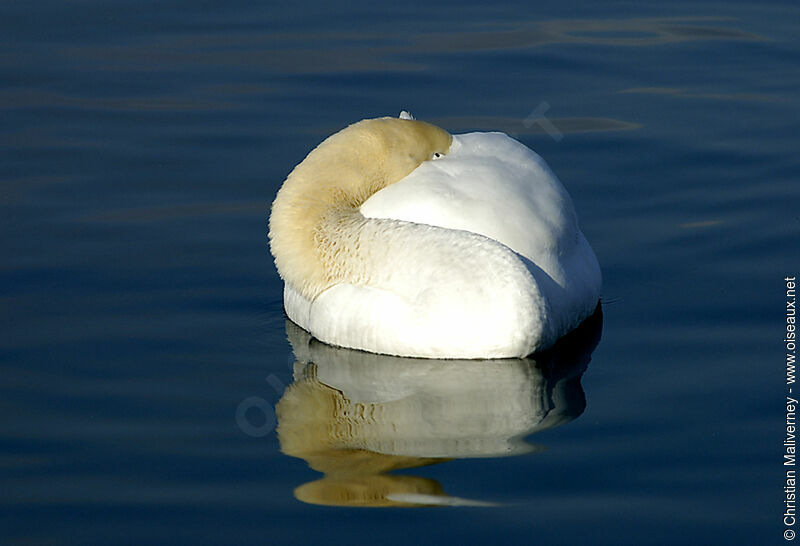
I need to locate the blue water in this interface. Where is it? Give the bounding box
[2,1,799,544]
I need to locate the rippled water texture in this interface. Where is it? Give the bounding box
[2,1,798,544]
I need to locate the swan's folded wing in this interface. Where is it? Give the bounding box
[283,220,552,359]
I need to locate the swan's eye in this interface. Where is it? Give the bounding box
[431,152,444,160]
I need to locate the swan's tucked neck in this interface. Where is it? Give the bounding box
[269,117,452,299]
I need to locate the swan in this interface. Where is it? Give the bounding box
[268,112,601,359]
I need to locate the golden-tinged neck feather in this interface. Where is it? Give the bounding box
[268,117,452,299]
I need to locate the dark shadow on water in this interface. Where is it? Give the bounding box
[275,308,602,507]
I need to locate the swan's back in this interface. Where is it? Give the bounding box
[362,132,577,260]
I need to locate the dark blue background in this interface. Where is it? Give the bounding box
[2,0,798,544]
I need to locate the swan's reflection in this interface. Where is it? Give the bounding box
[276,307,602,507]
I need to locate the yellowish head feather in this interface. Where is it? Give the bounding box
[269,117,452,299]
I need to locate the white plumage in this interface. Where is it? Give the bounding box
[270,115,601,359]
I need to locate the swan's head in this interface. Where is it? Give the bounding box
[269,116,452,298]
[275,116,452,209]
[337,117,453,200]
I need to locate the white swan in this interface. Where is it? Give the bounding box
[269,113,601,359]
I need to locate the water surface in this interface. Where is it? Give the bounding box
[2,1,798,544]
